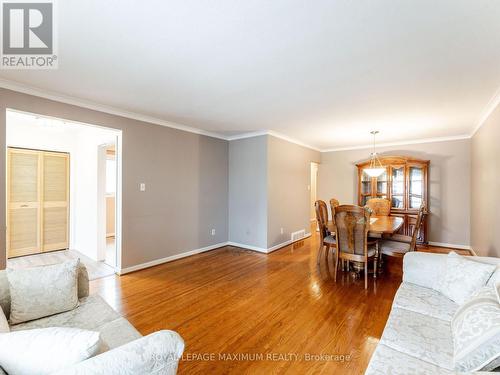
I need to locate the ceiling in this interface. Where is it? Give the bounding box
[2,0,500,150]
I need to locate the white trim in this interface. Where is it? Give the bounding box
[227,241,268,253]
[0,79,227,140]
[322,134,471,153]
[267,131,321,152]
[228,233,312,254]
[428,241,472,251]
[1,78,489,152]
[118,242,227,275]
[471,85,500,137]
[226,130,321,152]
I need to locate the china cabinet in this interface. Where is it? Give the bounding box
[356,156,429,243]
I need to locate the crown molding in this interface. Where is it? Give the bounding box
[0,78,228,140]
[0,78,488,153]
[321,134,471,153]
[470,84,500,137]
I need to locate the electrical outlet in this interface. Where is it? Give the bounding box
[140,183,146,192]
[211,229,216,236]
[280,227,284,235]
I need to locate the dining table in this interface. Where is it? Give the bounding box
[327,215,404,236]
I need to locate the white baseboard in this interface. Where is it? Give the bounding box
[118,242,227,275]
[228,233,312,254]
[119,233,313,275]
[428,242,472,251]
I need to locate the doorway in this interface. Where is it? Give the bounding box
[310,162,319,222]
[6,109,122,278]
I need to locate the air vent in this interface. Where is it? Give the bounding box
[291,229,306,242]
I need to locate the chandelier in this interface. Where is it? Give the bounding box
[364,131,385,177]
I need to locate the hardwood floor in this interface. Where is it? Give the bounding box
[90,234,465,374]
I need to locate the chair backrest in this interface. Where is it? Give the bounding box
[334,205,371,257]
[315,200,329,240]
[366,198,391,216]
[329,198,340,225]
[410,202,426,251]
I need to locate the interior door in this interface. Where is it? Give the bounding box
[42,152,69,252]
[7,149,42,257]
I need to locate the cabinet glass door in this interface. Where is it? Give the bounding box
[375,170,387,199]
[391,166,405,209]
[409,166,423,209]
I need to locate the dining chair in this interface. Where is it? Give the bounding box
[329,198,340,225]
[333,205,378,289]
[365,198,391,216]
[315,200,336,265]
[378,202,426,258]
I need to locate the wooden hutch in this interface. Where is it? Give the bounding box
[356,156,429,244]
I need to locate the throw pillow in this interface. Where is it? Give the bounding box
[438,252,495,305]
[0,306,8,333]
[452,287,500,371]
[7,259,80,324]
[0,327,102,375]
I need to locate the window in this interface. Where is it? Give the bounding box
[106,158,116,195]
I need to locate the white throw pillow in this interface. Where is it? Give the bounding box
[438,252,495,305]
[0,306,8,333]
[7,259,80,325]
[0,327,102,375]
[452,287,500,371]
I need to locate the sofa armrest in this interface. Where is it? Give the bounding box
[53,330,184,375]
[402,252,447,290]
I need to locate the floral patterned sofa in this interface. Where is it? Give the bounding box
[0,264,184,374]
[366,252,500,375]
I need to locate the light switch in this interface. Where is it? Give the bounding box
[140,183,146,192]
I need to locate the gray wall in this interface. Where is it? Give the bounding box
[228,136,268,248]
[471,103,500,257]
[318,139,471,247]
[0,88,229,270]
[267,136,320,248]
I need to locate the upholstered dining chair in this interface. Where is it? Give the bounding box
[315,200,336,265]
[333,205,378,289]
[365,198,391,216]
[378,202,426,259]
[329,198,340,225]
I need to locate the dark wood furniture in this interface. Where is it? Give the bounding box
[356,156,429,244]
[315,200,336,265]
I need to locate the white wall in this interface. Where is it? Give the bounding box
[6,110,118,260]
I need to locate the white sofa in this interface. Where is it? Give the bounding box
[365,252,500,375]
[0,264,184,374]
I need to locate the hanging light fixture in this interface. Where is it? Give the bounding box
[364,131,385,177]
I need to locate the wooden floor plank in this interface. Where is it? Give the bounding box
[90,233,463,374]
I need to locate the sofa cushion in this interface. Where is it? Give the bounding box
[10,294,141,350]
[0,307,8,333]
[393,282,458,322]
[379,307,454,370]
[7,260,80,324]
[0,327,102,375]
[452,286,500,372]
[365,343,454,375]
[438,252,495,305]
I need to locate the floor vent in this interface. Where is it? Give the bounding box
[291,229,306,242]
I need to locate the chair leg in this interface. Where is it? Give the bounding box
[334,251,339,282]
[316,243,324,265]
[373,243,378,279]
[364,262,368,289]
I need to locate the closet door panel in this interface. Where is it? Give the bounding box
[42,153,69,252]
[7,149,41,257]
